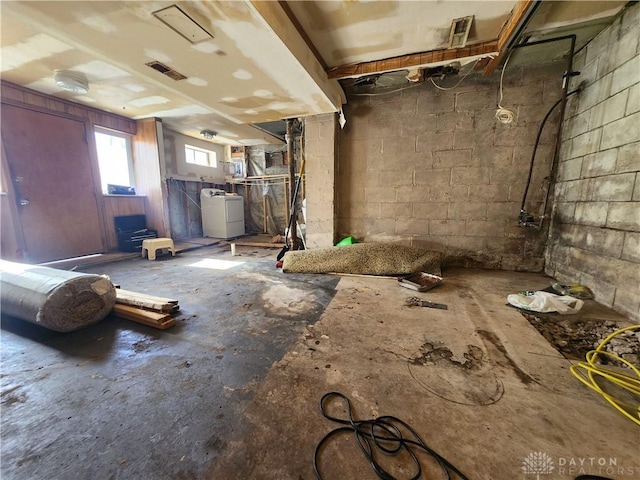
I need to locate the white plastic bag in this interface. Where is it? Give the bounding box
[507,291,584,315]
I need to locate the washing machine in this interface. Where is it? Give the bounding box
[200,188,245,239]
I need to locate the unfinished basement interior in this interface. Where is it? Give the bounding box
[0,1,638,479]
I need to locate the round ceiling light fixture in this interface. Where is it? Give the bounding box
[54,70,89,95]
[200,130,217,140]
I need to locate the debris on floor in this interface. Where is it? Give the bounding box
[522,312,640,364]
[507,290,584,314]
[550,282,594,299]
[282,243,441,275]
[404,296,448,310]
[398,272,443,292]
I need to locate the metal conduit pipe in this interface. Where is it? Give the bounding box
[509,34,580,228]
[519,87,583,221]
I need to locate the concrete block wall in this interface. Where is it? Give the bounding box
[335,61,565,270]
[305,113,338,248]
[546,4,640,321]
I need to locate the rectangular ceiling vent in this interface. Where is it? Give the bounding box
[449,16,474,49]
[145,61,187,81]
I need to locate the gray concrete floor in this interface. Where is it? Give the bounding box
[2,246,639,480]
[1,245,338,480]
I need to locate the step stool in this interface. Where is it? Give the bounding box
[141,238,176,260]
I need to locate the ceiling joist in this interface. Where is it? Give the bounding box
[482,0,539,76]
[326,40,499,80]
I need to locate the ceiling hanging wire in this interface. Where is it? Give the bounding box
[429,58,482,91]
[495,51,516,124]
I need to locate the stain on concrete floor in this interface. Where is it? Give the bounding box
[410,341,484,370]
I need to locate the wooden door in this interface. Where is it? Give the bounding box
[1,104,105,262]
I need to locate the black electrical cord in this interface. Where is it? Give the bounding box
[575,476,614,480]
[313,392,470,480]
[520,87,582,215]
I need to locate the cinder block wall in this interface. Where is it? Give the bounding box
[336,61,565,270]
[546,4,640,321]
[305,113,338,248]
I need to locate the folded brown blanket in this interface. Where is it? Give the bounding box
[282,243,441,276]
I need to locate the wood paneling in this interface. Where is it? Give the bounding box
[103,195,146,251]
[133,119,170,238]
[0,81,137,135]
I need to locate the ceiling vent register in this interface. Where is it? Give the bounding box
[145,61,187,81]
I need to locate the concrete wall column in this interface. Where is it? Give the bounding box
[304,113,338,248]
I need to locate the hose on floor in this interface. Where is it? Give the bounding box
[570,325,640,426]
[313,392,470,480]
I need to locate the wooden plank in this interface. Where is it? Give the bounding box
[116,289,178,305]
[262,195,268,234]
[111,304,175,330]
[483,0,537,76]
[226,241,284,248]
[115,299,179,314]
[327,40,499,79]
[482,49,510,78]
[116,289,179,313]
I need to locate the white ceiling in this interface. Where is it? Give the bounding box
[0,1,628,146]
[0,1,343,145]
[286,1,517,68]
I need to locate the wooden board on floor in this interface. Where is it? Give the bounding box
[116,289,179,313]
[226,241,284,248]
[224,234,284,248]
[111,304,175,330]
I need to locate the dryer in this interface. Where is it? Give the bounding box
[200,189,245,239]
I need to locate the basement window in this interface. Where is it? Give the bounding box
[94,128,135,194]
[185,144,217,168]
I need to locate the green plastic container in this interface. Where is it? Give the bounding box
[336,236,357,246]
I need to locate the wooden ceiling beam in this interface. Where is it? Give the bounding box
[327,40,499,80]
[278,1,328,70]
[482,0,539,76]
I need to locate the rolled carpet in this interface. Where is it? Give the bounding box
[282,243,441,276]
[0,260,116,332]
